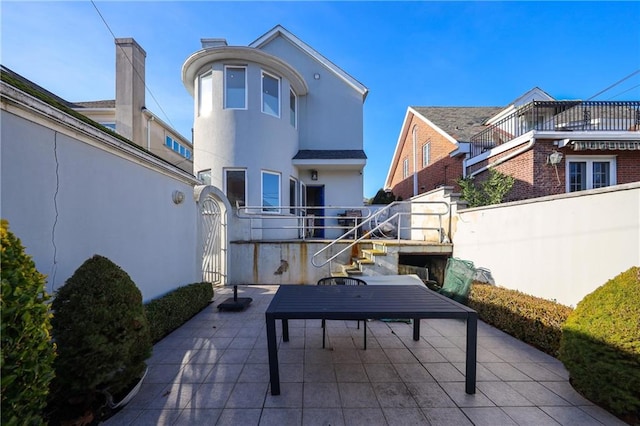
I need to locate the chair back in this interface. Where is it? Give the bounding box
[317,277,367,286]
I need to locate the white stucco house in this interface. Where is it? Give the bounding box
[181,25,368,239]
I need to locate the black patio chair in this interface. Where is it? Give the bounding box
[317,276,368,349]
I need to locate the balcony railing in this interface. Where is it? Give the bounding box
[469,101,640,157]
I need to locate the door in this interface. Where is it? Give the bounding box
[306,185,325,238]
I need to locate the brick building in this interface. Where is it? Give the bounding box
[385,88,640,202]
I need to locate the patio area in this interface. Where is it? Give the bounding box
[105,285,625,426]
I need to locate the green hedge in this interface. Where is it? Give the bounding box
[145,282,214,343]
[467,282,573,357]
[559,267,640,420]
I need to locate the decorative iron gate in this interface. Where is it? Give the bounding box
[200,195,222,284]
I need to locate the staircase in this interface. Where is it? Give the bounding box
[333,239,453,277]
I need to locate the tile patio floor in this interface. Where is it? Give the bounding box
[105,285,626,426]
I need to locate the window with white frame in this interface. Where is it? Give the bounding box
[403,158,409,179]
[262,71,280,117]
[225,169,247,207]
[199,70,212,116]
[422,142,431,167]
[566,156,616,193]
[289,177,298,214]
[197,169,211,185]
[262,171,281,212]
[289,89,297,128]
[224,66,246,109]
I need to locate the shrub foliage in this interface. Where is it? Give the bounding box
[457,168,515,207]
[1,220,56,426]
[559,267,640,420]
[467,282,573,356]
[145,282,214,343]
[51,255,152,406]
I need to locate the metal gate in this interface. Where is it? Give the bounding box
[200,195,222,284]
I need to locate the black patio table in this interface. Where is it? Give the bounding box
[265,284,478,395]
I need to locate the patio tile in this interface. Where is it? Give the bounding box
[188,382,234,409]
[482,362,533,381]
[507,381,572,406]
[382,407,428,426]
[410,347,447,363]
[173,408,222,425]
[278,348,305,363]
[147,348,198,365]
[333,348,363,363]
[215,408,261,426]
[393,363,435,383]
[302,408,345,426]
[342,407,388,426]
[423,335,458,348]
[238,363,270,382]
[515,362,566,381]
[364,363,402,382]
[225,382,268,408]
[383,348,416,363]
[304,362,336,382]
[501,407,561,425]
[434,346,467,363]
[462,407,517,425]
[422,407,473,425]
[246,347,269,363]
[280,363,303,383]
[405,382,456,408]
[338,382,380,408]
[303,382,341,408]
[372,382,417,408]
[125,382,167,409]
[217,348,251,364]
[203,363,244,383]
[146,382,199,410]
[578,405,629,425]
[540,406,605,425]
[439,382,495,408]
[358,348,390,363]
[477,381,535,406]
[335,363,369,382]
[422,362,465,382]
[258,408,302,426]
[304,348,334,364]
[177,363,215,384]
[145,363,183,383]
[539,381,595,405]
[228,336,258,349]
[126,408,182,425]
[452,361,500,382]
[264,382,302,408]
[376,336,406,349]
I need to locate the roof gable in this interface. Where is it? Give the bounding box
[249,25,368,100]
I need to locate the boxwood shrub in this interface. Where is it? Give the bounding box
[559,267,640,421]
[467,282,573,357]
[145,282,214,343]
[1,220,55,426]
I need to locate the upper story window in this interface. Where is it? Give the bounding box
[290,89,297,128]
[262,171,281,213]
[289,177,298,214]
[566,156,616,193]
[403,158,409,179]
[262,71,280,117]
[224,66,246,109]
[422,142,431,167]
[225,169,247,207]
[199,71,213,116]
[165,136,192,160]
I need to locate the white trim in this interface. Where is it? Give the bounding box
[223,168,247,207]
[261,70,281,118]
[249,25,368,99]
[198,69,213,117]
[261,170,281,213]
[565,155,617,193]
[224,65,247,110]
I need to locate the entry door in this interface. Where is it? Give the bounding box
[306,185,325,238]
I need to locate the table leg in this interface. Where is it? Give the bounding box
[282,319,289,342]
[413,318,420,341]
[266,313,280,395]
[465,312,478,394]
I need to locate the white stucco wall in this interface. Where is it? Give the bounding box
[452,183,640,307]
[1,91,201,301]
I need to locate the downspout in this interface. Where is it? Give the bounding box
[146,115,154,151]
[412,130,418,196]
[468,137,536,178]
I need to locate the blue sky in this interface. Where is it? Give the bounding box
[2,1,639,198]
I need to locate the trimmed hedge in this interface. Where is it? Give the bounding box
[145,282,214,343]
[559,267,640,421]
[1,220,55,426]
[467,282,573,357]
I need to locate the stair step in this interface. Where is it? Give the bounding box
[361,249,386,256]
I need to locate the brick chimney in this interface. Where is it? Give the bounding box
[115,38,146,145]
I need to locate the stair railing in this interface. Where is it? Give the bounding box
[311,200,450,268]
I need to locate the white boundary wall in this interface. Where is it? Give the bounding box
[452,182,640,307]
[1,82,202,301]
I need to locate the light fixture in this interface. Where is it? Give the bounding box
[310,170,318,181]
[548,150,563,165]
[172,190,185,204]
[313,73,320,80]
